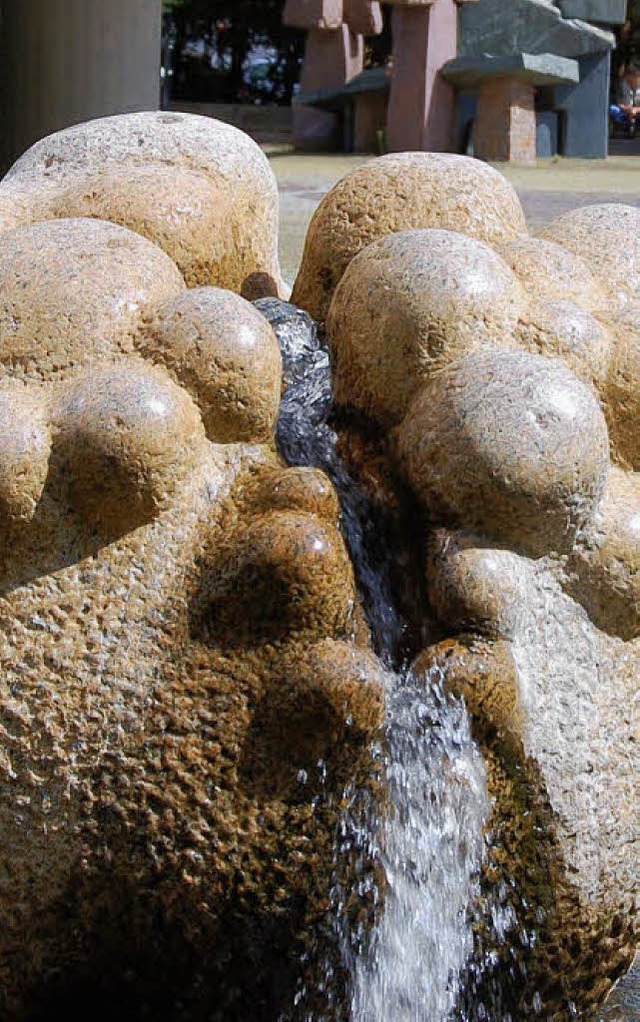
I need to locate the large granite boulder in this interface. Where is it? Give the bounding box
[325,181,638,1018]
[0,216,384,1019]
[0,111,285,297]
[291,152,527,321]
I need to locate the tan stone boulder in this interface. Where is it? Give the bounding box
[605,304,640,470]
[0,219,384,1017]
[538,203,640,307]
[0,111,284,296]
[515,297,613,388]
[398,349,610,556]
[565,467,639,641]
[498,235,608,314]
[292,152,527,320]
[327,228,526,425]
[0,217,185,382]
[139,287,282,444]
[314,162,638,1013]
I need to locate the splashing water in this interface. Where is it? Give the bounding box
[346,668,489,1022]
[256,300,491,1022]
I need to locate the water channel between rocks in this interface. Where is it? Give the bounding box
[255,299,518,1022]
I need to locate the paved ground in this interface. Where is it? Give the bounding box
[269,146,640,286]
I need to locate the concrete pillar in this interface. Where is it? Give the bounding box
[474,77,537,164]
[386,0,459,153]
[0,0,162,172]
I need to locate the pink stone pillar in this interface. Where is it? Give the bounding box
[293,25,364,150]
[474,78,537,164]
[386,0,459,153]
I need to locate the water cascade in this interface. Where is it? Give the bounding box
[257,299,492,1022]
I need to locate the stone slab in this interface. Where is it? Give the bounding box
[295,67,389,111]
[459,0,615,59]
[443,52,580,88]
[557,0,627,25]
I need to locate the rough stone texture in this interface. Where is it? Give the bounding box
[565,467,640,641]
[0,111,285,296]
[539,203,640,307]
[398,349,610,557]
[498,235,608,314]
[515,298,613,387]
[0,218,185,382]
[139,288,282,444]
[0,209,385,1019]
[606,304,640,470]
[291,152,527,320]
[474,77,537,164]
[322,168,638,1013]
[327,228,526,425]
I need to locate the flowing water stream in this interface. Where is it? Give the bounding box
[256,300,493,1022]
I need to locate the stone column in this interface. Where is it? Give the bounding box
[284,0,382,151]
[0,0,162,172]
[295,26,364,150]
[474,77,537,164]
[386,0,460,153]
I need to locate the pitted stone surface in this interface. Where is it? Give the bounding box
[292,152,527,320]
[0,111,285,295]
[327,228,526,425]
[398,349,610,556]
[0,158,384,1017]
[565,467,640,640]
[606,304,640,470]
[516,297,612,387]
[498,235,608,313]
[0,217,185,382]
[139,287,282,444]
[317,155,638,1016]
[539,203,640,307]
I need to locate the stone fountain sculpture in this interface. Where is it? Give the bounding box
[0,112,385,1019]
[298,151,638,1017]
[0,112,636,1019]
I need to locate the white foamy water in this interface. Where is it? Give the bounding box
[346,665,490,1022]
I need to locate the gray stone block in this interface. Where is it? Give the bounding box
[442,52,580,88]
[557,0,627,25]
[460,0,615,59]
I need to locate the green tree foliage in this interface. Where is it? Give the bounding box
[163,0,303,103]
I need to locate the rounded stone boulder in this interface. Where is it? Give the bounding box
[566,468,639,640]
[213,510,357,644]
[426,530,531,640]
[498,236,608,314]
[605,304,640,469]
[516,299,612,388]
[292,152,527,320]
[53,362,205,536]
[398,350,610,556]
[0,111,284,296]
[412,637,522,740]
[539,204,640,307]
[251,466,341,523]
[0,383,51,524]
[327,228,526,425]
[139,287,282,444]
[0,217,185,382]
[272,637,386,763]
